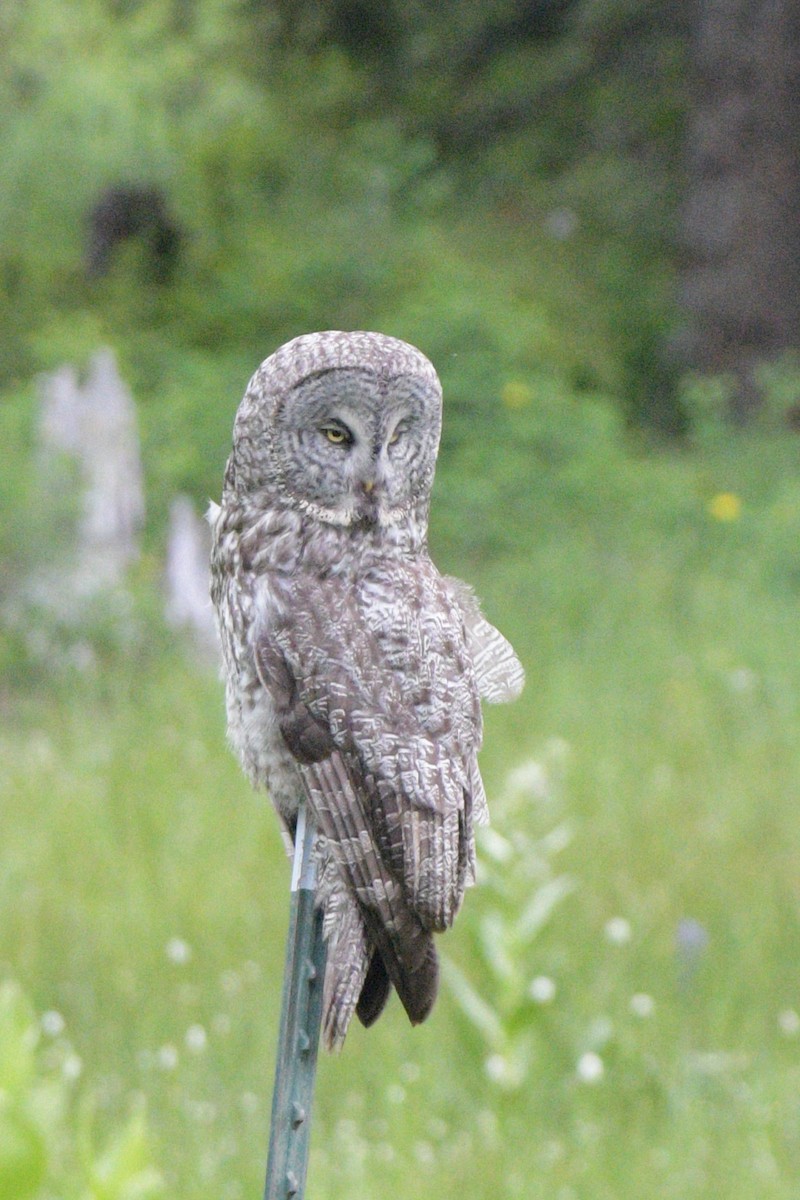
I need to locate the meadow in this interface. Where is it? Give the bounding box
[4,372,800,1199]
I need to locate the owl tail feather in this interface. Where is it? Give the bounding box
[360,919,439,1027]
[396,938,439,1025]
[355,953,392,1027]
[301,752,440,1030]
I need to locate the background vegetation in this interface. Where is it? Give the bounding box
[3,1,800,1197]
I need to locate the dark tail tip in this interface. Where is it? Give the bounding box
[396,939,439,1026]
[356,952,393,1028]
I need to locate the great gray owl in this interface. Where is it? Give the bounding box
[209,330,523,1049]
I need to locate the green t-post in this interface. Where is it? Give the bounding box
[264,803,327,1199]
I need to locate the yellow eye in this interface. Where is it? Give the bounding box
[388,424,406,445]
[322,426,347,444]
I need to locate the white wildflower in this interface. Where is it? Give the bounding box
[604,916,632,945]
[529,975,557,1004]
[41,1010,66,1037]
[576,1052,604,1084]
[630,993,655,1018]
[728,667,756,694]
[157,1044,179,1070]
[485,1054,507,1082]
[166,937,192,965]
[62,1052,83,1080]
[778,1009,800,1037]
[185,1024,208,1053]
[221,970,241,995]
[414,1141,435,1166]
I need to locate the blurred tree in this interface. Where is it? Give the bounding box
[13,0,799,434]
[252,0,690,426]
[674,0,800,419]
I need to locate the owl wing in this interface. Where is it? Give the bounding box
[446,576,525,704]
[254,626,438,1028]
[253,567,480,1021]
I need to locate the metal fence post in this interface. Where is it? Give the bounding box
[263,803,327,1200]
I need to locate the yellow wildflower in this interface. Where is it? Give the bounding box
[708,492,742,521]
[501,380,533,409]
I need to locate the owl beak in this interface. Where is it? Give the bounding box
[355,476,381,524]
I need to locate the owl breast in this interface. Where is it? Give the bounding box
[211,504,309,819]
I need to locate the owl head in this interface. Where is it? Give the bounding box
[225,331,443,528]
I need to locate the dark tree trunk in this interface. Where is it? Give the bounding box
[675,0,800,418]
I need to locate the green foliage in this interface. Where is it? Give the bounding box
[78,1106,163,1200]
[678,356,800,457]
[444,750,575,1090]
[0,0,686,425]
[0,981,164,1200]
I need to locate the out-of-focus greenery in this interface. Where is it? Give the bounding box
[4,3,800,1198]
[0,980,163,1199]
[0,0,685,426]
[5,375,800,1197]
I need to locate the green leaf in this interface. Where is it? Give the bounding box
[0,982,39,1096]
[81,1105,165,1200]
[517,875,575,945]
[441,958,504,1048]
[0,1092,47,1200]
[477,912,518,986]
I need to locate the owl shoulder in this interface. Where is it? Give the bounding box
[443,574,525,703]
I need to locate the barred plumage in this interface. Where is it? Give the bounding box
[210,330,523,1048]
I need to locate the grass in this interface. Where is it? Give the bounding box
[4,409,800,1198]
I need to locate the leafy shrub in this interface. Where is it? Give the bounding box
[444,747,575,1091]
[0,980,164,1199]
